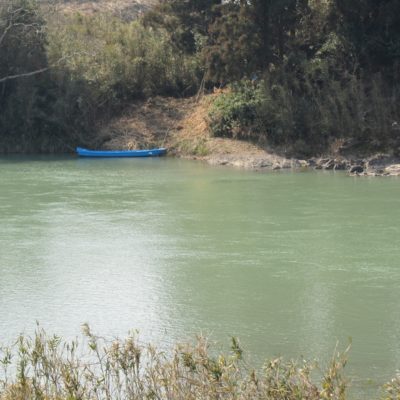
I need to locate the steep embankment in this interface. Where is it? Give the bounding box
[99,94,309,170]
[98,93,400,176]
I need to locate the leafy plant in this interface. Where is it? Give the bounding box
[208,81,266,141]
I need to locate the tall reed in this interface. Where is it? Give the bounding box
[0,325,353,400]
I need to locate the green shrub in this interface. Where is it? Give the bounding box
[257,67,400,156]
[208,70,400,157]
[208,81,266,141]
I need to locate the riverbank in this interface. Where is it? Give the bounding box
[98,94,400,177]
[206,153,400,177]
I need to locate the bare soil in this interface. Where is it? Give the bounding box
[98,93,299,170]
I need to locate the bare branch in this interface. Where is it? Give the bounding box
[0,2,43,47]
[0,66,49,83]
[0,52,90,83]
[0,20,13,46]
[0,1,54,83]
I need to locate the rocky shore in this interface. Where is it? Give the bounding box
[205,153,400,176]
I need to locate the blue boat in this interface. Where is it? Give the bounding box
[76,147,167,158]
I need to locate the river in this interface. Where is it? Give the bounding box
[1,155,400,398]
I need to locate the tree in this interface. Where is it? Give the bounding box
[335,0,400,74]
[0,0,56,151]
[143,0,222,53]
[203,2,261,83]
[0,0,49,82]
[203,0,305,83]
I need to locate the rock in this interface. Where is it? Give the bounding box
[350,159,365,167]
[349,165,364,174]
[366,154,394,168]
[280,160,292,169]
[298,160,309,168]
[257,159,273,168]
[272,164,281,170]
[308,158,317,167]
[333,159,348,170]
[232,160,245,168]
[313,158,333,170]
[207,158,228,166]
[323,159,335,170]
[384,164,400,175]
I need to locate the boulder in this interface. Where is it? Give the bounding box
[257,159,273,168]
[232,160,245,168]
[298,160,309,168]
[280,160,293,169]
[384,164,400,176]
[349,165,364,174]
[366,154,397,168]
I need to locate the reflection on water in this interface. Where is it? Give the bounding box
[1,156,400,398]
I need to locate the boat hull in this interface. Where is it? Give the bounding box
[76,147,167,157]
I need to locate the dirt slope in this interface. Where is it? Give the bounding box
[98,94,299,170]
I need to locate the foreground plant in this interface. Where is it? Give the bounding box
[0,325,386,400]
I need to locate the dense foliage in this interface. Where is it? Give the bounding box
[0,0,202,152]
[0,0,399,153]
[203,0,400,156]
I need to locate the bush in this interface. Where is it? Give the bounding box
[208,70,400,157]
[208,81,266,141]
[47,14,203,102]
[258,67,400,156]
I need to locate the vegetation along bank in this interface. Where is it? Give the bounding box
[0,0,399,176]
[0,327,400,400]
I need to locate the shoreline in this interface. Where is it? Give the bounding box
[2,95,399,177]
[178,151,400,177]
[94,95,400,177]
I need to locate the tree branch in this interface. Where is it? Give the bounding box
[0,67,49,83]
[0,52,89,83]
[0,20,13,46]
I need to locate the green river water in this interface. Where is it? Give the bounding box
[1,156,400,398]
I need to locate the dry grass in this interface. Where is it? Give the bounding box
[98,92,272,162]
[170,91,266,157]
[98,96,194,150]
[56,0,157,19]
[0,326,355,400]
